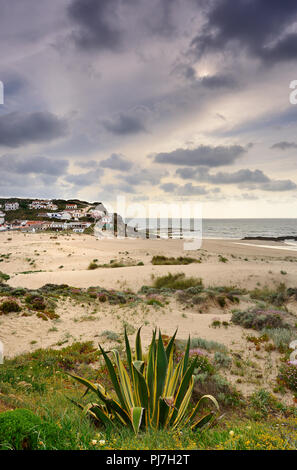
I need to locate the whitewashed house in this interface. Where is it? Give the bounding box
[5,202,19,211]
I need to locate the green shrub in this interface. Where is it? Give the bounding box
[146,298,164,307]
[250,283,287,306]
[231,309,287,330]
[0,271,10,282]
[0,409,63,450]
[0,409,43,450]
[0,300,21,314]
[176,337,228,353]
[88,262,99,270]
[262,328,295,350]
[153,273,203,290]
[213,352,232,368]
[249,389,285,418]
[25,294,46,311]
[278,363,297,394]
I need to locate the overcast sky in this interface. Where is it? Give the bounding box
[1,0,297,217]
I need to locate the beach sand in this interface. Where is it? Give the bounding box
[0,232,296,401]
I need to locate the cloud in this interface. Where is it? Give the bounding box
[102,112,147,135]
[0,154,69,176]
[160,182,179,193]
[177,167,270,184]
[161,182,208,196]
[144,0,178,38]
[271,141,297,150]
[64,168,102,187]
[0,112,68,148]
[199,74,237,89]
[176,166,297,191]
[124,168,168,186]
[190,0,297,64]
[154,144,246,167]
[67,0,122,51]
[258,180,297,192]
[100,153,133,171]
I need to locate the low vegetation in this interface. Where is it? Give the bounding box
[151,255,200,265]
[152,273,203,290]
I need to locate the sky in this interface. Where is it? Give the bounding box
[0,0,297,218]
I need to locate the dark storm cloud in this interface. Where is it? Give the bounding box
[0,154,69,176]
[190,0,297,64]
[154,144,246,167]
[200,74,237,89]
[144,0,177,37]
[271,141,297,150]
[100,153,132,171]
[67,0,182,53]
[67,0,123,51]
[102,112,147,135]
[0,112,68,148]
[176,166,297,192]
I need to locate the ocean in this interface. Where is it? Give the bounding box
[128,218,297,242]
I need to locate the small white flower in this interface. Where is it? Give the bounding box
[99,440,106,446]
[91,440,97,446]
[229,430,234,437]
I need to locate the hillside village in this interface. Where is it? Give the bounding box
[0,199,111,234]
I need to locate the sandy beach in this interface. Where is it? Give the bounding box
[1,231,296,401]
[1,232,297,292]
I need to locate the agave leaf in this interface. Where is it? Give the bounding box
[113,349,134,410]
[163,348,175,396]
[135,326,143,361]
[165,358,183,398]
[88,403,115,427]
[146,329,157,419]
[131,407,144,435]
[158,397,171,428]
[124,327,132,374]
[132,361,149,410]
[182,336,190,376]
[172,376,194,429]
[169,357,197,425]
[186,394,220,426]
[152,331,168,425]
[67,373,99,396]
[66,396,84,410]
[165,329,178,361]
[99,345,126,411]
[191,412,215,431]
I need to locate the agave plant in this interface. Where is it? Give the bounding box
[68,328,219,434]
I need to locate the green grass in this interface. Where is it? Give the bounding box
[0,341,296,450]
[152,273,203,290]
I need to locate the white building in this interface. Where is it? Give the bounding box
[29,200,57,210]
[5,202,19,211]
[0,211,5,224]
